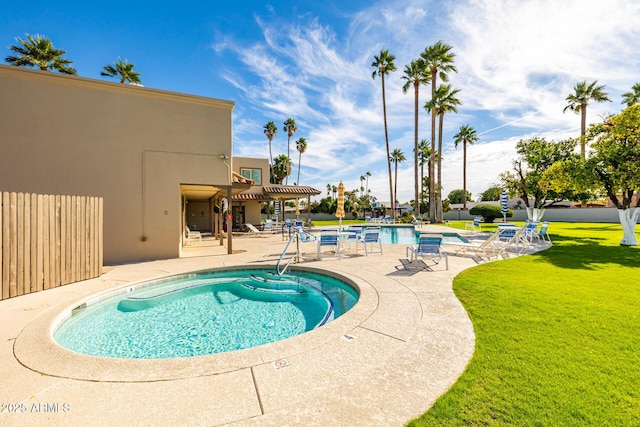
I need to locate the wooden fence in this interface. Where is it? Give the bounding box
[1,192,103,301]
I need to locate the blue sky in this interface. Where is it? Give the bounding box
[3,0,640,204]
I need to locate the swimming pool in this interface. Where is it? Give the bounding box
[54,268,359,359]
[362,225,470,245]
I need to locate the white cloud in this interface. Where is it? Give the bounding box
[216,0,640,206]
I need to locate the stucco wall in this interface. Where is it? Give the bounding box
[0,65,234,264]
[233,156,269,226]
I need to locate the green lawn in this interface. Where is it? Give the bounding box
[408,222,640,426]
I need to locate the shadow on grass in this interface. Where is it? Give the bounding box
[533,238,640,270]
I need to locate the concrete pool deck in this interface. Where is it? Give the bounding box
[0,225,549,426]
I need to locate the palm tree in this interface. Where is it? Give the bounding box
[359,175,366,197]
[417,139,431,210]
[622,83,640,106]
[326,184,332,197]
[283,117,297,184]
[371,49,397,220]
[5,34,76,74]
[563,80,611,158]
[402,59,431,215]
[263,121,278,182]
[421,41,457,222]
[453,124,479,210]
[390,148,406,216]
[365,171,372,196]
[295,137,307,185]
[100,58,142,84]
[272,154,292,184]
[425,84,461,222]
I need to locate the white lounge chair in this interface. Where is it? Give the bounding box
[465,217,482,231]
[451,230,502,259]
[245,223,273,236]
[184,226,202,245]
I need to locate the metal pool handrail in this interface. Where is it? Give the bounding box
[276,227,317,275]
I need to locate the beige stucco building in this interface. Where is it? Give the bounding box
[0,64,246,264]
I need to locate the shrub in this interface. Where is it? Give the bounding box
[469,203,512,223]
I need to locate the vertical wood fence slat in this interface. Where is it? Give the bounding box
[23,194,31,295]
[98,197,103,276]
[36,194,44,292]
[43,195,50,290]
[17,193,25,296]
[9,192,18,298]
[0,193,5,300]
[30,194,37,293]
[0,191,102,301]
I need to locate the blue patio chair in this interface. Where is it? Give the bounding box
[356,226,383,256]
[465,217,482,231]
[317,229,342,259]
[406,233,448,270]
[523,221,539,242]
[532,221,552,243]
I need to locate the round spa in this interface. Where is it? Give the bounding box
[53,267,359,359]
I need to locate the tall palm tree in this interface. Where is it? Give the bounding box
[421,41,457,223]
[371,49,397,220]
[295,137,307,185]
[453,124,479,210]
[390,148,406,216]
[263,121,278,182]
[326,184,332,197]
[272,154,292,184]
[5,34,76,74]
[359,175,366,197]
[365,171,372,196]
[100,58,141,84]
[425,84,461,222]
[563,80,611,158]
[283,117,297,184]
[401,59,431,215]
[622,82,640,106]
[417,139,431,210]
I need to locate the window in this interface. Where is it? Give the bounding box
[240,168,261,185]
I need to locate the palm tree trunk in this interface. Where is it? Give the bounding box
[394,161,398,220]
[382,74,394,221]
[413,83,420,215]
[429,75,437,223]
[420,162,424,211]
[297,151,302,184]
[437,110,444,222]
[462,141,467,210]
[285,136,290,184]
[580,103,587,159]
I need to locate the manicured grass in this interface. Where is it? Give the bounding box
[408,222,640,426]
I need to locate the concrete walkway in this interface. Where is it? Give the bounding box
[0,226,543,426]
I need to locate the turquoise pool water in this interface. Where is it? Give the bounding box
[54,268,358,359]
[362,225,470,245]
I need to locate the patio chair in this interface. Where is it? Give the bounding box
[184,226,202,245]
[465,217,482,231]
[452,230,502,259]
[493,225,529,254]
[406,233,448,270]
[244,223,273,236]
[317,229,342,259]
[355,226,383,256]
[263,219,277,233]
[523,221,540,242]
[532,221,552,243]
